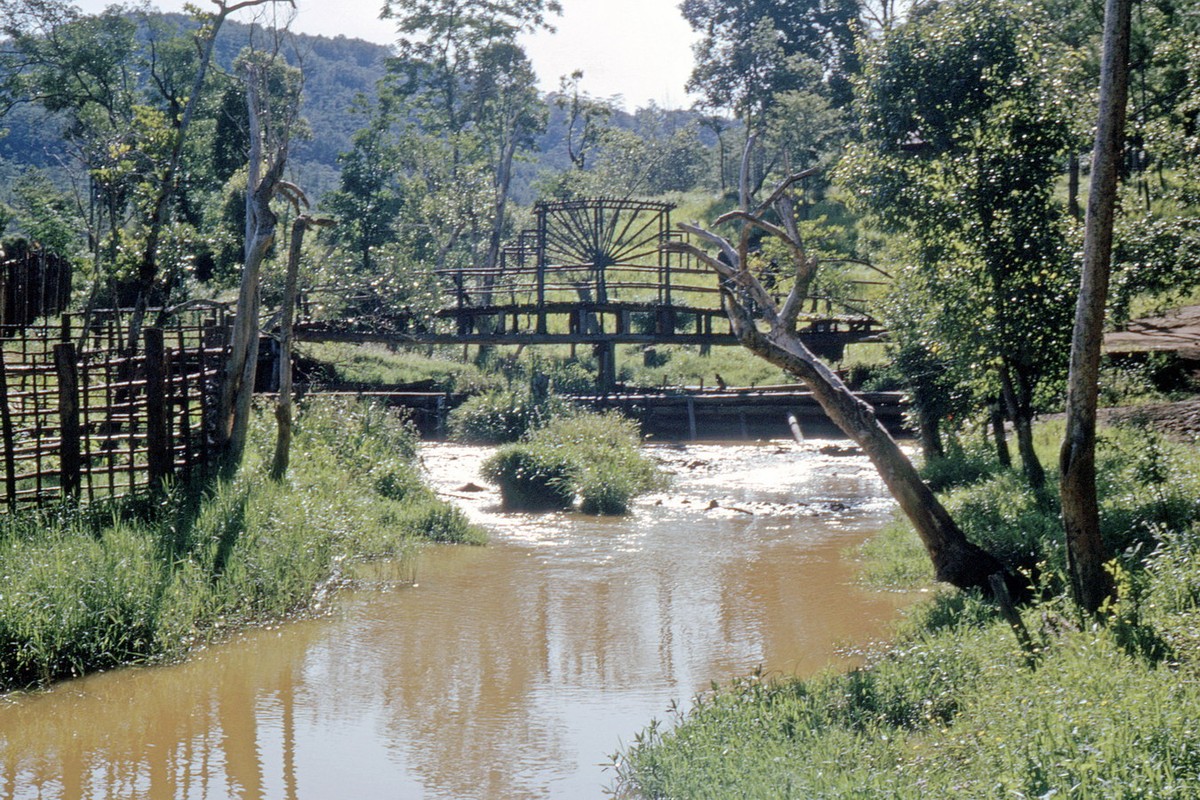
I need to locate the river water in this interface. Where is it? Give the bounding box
[0,441,914,799]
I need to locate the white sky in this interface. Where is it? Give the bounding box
[71,0,700,110]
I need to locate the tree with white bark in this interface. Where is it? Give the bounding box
[669,143,1020,596]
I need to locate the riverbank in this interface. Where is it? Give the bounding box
[0,398,481,692]
[613,421,1200,797]
[1,438,910,798]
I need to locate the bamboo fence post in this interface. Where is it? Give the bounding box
[54,342,82,500]
[0,353,16,510]
[144,328,171,485]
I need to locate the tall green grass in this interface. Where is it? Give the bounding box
[0,398,482,691]
[614,422,1200,797]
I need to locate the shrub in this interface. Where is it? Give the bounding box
[448,388,572,444]
[481,410,663,515]
[482,446,576,511]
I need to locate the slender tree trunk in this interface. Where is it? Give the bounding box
[271,218,305,481]
[915,402,945,461]
[1000,362,1045,493]
[272,214,331,480]
[218,62,288,467]
[1060,0,1131,613]
[990,400,1012,469]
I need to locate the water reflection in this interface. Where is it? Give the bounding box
[0,441,914,799]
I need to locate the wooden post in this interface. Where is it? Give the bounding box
[144,328,171,485]
[436,394,448,440]
[0,354,17,510]
[536,206,548,334]
[54,342,82,500]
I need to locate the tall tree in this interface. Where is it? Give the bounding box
[375,0,557,302]
[839,0,1077,494]
[1059,0,1133,614]
[681,0,859,128]
[218,45,305,466]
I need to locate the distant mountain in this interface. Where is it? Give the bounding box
[0,14,392,181]
[0,13,718,204]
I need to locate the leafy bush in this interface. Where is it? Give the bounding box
[481,410,662,515]
[448,388,573,444]
[482,447,576,511]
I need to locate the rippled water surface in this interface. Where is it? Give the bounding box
[0,441,915,799]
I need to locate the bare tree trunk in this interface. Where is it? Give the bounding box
[915,403,945,461]
[730,304,1016,594]
[272,214,331,480]
[671,158,1023,597]
[1000,362,1045,494]
[218,59,290,467]
[1060,0,1131,613]
[990,400,1012,469]
[271,219,302,481]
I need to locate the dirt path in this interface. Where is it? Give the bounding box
[1099,305,1200,441]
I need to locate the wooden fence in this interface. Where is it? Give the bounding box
[0,308,228,510]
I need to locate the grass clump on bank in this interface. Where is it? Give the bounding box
[614,423,1200,797]
[0,398,482,691]
[448,387,575,444]
[482,410,663,514]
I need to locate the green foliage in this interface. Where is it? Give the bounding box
[918,437,1003,492]
[481,410,662,515]
[1111,216,1200,324]
[0,398,481,691]
[481,446,575,511]
[8,170,79,256]
[619,344,790,389]
[298,342,502,392]
[840,0,1078,445]
[680,0,859,127]
[448,388,573,444]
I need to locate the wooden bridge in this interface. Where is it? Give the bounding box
[294,199,884,386]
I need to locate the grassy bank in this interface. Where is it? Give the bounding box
[613,423,1200,797]
[0,398,482,692]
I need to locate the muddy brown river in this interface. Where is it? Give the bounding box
[0,441,916,799]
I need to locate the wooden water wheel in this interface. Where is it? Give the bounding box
[534,198,674,303]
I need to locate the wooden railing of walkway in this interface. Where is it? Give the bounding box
[0,307,227,511]
[294,198,885,361]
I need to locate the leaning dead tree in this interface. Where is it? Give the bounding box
[669,159,1020,596]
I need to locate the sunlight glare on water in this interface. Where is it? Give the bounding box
[0,440,916,800]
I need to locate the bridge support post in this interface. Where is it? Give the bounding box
[594,341,618,393]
